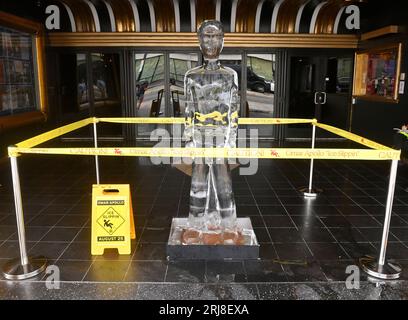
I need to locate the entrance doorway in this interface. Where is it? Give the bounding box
[58,52,122,140]
[133,52,200,138]
[131,50,278,141]
[285,52,354,140]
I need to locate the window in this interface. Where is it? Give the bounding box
[325,57,353,94]
[135,53,166,136]
[246,54,276,117]
[135,53,165,118]
[134,52,199,137]
[169,53,198,117]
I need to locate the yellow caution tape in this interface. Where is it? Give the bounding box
[9,147,400,160]
[238,118,315,125]
[10,117,399,163]
[98,117,314,125]
[12,117,317,151]
[98,117,185,124]
[15,118,93,149]
[315,123,392,151]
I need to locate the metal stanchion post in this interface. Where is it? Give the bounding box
[93,119,100,184]
[299,121,322,197]
[2,154,47,280]
[360,159,402,280]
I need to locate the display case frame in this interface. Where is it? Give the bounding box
[353,43,402,103]
[0,11,47,132]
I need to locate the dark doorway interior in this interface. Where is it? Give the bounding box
[57,52,122,140]
[286,53,353,140]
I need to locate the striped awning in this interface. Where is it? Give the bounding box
[53,0,363,34]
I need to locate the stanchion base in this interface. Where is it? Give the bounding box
[298,187,323,198]
[359,256,402,280]
[2,256,47,280]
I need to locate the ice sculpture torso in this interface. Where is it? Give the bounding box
[185,65,239,146]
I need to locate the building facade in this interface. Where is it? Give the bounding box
[0,0,407,156]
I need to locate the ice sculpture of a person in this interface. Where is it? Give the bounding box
[183,20,239,245]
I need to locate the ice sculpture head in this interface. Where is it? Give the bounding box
[198,20,224,60]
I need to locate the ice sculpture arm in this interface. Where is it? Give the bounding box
[183,74,195,146]
[226,75,239,148]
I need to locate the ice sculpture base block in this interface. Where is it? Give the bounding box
[167,218,259,260]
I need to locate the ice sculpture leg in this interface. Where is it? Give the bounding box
[189,162,209,230]
[212,162,236,231]
[189,161,236,232]
[203,163,222,231]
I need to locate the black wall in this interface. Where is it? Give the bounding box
[360,0,408,33]
[0,0,45,22]
[351,0,408,146]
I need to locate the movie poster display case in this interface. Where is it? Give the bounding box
[0,12,47,132]
[353,43,402,103]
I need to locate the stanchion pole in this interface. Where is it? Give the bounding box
[2,153,47,280]
[300,121,321,197]
[93,118,100,184]
[307,124,316,192]
[360,159,402,279]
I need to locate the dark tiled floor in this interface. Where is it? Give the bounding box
[1,150,408,299]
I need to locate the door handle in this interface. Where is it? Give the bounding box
[314,92,327,105]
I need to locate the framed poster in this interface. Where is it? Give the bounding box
[353,43,402,102]
[0,25,37,115]
[0,11,47,130]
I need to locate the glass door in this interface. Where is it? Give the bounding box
[58,52,122,140]
[321,56,353,135]
[58,53,91,138]
[134,52,200,139]
[169,52,199,118]
[91,53,122,138]
[245,53,276,138]
[169,52,199,140]
[134,53,166,137]
[285,52,353,140]
[132,51,277,140]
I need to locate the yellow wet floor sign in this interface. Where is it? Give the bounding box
[91,184,135,255]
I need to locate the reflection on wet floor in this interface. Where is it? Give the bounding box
[1,151,408,299]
